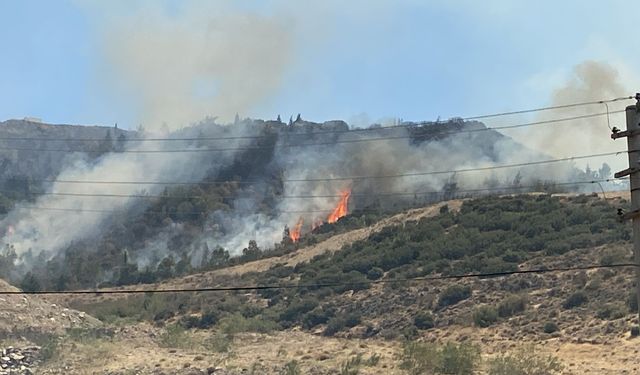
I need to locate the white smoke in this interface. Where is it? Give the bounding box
[0,125,255,256]
[504,60,633,171]
[0,2,293,258]
[87,1,293,128]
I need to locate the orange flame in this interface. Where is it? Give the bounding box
[289,217,304,242]
[327,189,351,223]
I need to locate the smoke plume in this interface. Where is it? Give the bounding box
[506,61,631,171]
[94,1,292,128]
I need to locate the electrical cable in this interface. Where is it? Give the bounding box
[9,150,626,187]
[0,111,626,153]
[1,263,636,295]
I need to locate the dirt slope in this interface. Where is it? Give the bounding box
[0,279,101,336]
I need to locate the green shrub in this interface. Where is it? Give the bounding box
[324,313,362,336]
[596,303,626,320]
[218,314,279,334]
[340,354,362,375]
[400,341,440,375]
[628,292,638,312]
[301,308,333,329]
[543,321,558,334]
[204,333,232,353]
[279,297,319,322]
[366,267,384,280]
[437,285,472,308]
[473,305,498,327]
[414,312,435,330]
[562,291,588,309]
[179,310,218,329]
[497,294,527,318]
[599,248,627,266]
[158,324,196,349]
[440,342,480,375]
[38,336,59,363]
[488,347,563,375]
[400,341,479,375]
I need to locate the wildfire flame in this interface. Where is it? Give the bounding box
[289,216,304,243]
[327,189,351,224]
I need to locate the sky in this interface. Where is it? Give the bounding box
[0,0,638,129]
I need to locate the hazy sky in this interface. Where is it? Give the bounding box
[0,0,638,129]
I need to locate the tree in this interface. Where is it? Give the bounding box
[0,244,17,279]
[115,133,127,152]
[234,113,240,124]
[99,130,113,154]
[295,113,302,122]
[210,246,230,267]
[598,163,611,179]
[277,114,282,123]
[200,243,211,270]
[20,272,41,292]
[288,116,293,126]
[156,256,175,280]
[512,171,523,188]
[242,240,262,261]
[175,254,192,276]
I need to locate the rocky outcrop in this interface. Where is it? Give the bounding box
[0,345,40,375]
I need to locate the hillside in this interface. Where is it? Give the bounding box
[1,116,597,293]
[3,192,635,374]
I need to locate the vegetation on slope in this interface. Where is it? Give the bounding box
[67,194,632,343]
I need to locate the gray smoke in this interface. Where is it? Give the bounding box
[200,121,581,257]
[505,61,632,171]
[89,1,292,128]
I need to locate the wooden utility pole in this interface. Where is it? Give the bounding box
[612,94,640,328]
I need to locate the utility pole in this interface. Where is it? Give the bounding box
[612,93,640,330]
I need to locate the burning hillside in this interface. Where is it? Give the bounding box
[327,189,351,224]
[0,117,612,289]
[289,188,351,243]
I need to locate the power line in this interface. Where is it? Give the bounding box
[0,109,626,144]
[0,110,627,154]
[12,150,627,187]
[461,96,632,121]
[2,263,636,295]
[8,179,627,216]
[4,177,627,201]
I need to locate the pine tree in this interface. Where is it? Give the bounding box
[277,114,282,123]
[200,243,211,270]
[100,130,113,153]
[116,133,127,152]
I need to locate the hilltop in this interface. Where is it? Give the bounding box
[0,119,133,181]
